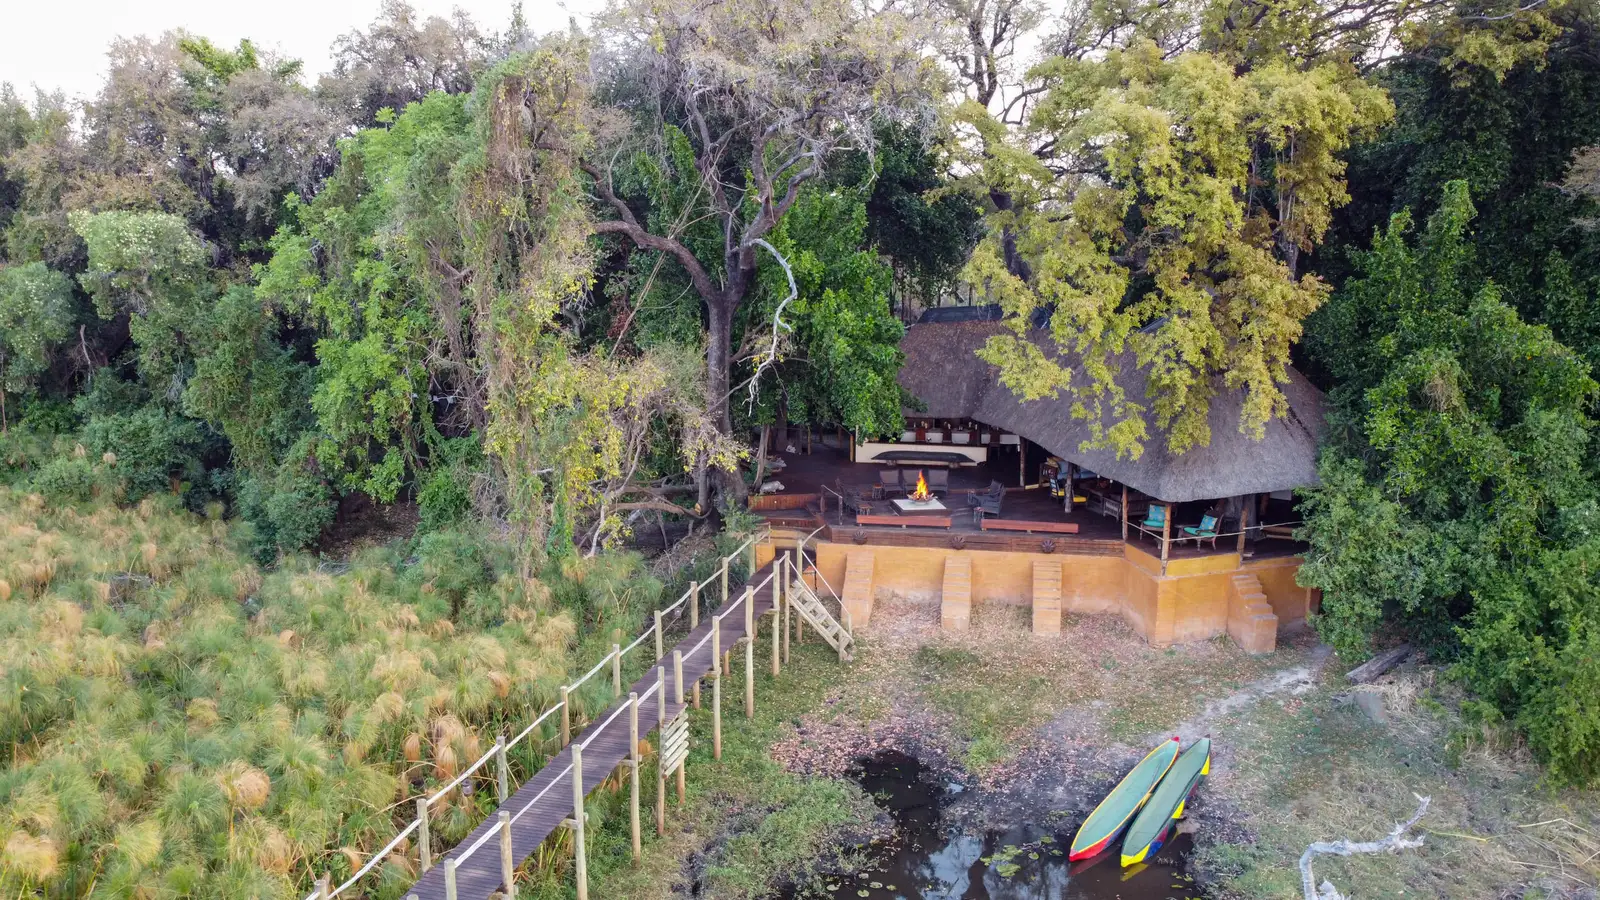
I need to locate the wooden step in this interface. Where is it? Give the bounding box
[1032,560,1063,635]
[941,555,973,631]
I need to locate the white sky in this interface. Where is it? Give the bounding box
[0,0,603,100]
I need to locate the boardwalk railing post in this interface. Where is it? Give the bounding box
[572,743,588,900]
[415,796,431,873]
[711,614,723,760]
[444,859,458,900]
[745,626,755,719]
[495,732,509,804]
[559,686,571,747]
[689,580,699,630]
[771,604,780,678]
[629,691,641,860]
[654,610,664,662]
[655,666,666,836]
[780,555,791,665]
[720,558,729,607]
[743,585,754,639]
[499,810,516,898]
[315,873,330,900]
[611,644,622,696]
[671,649,686,803]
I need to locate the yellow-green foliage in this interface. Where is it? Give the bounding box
[0,488,642,898]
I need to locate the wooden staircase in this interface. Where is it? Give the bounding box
[786,566,855,661]
[1227,573,1278,654]
[940,555,972,631]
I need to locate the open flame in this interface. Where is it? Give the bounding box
[910,470,931,501]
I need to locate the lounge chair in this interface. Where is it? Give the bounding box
[926,468,950,494]
[1180,513,1220,549]
[966,480,1005,522]
[876,468,903,498]
[1140,504,1167,532]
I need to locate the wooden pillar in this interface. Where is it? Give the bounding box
[720,558,730,607]
[711,615,723,760]
[654,611,664,661]
[628,692,641,860]
[1018,437,1027,487]
[745,631,756,719]
[571,744,588,900]
[1121,484,1129,541]
[744,585,754,639]
[495,733,509,804]
[1160,502,1171,568]
[443,862,457,900]
[416,797,431,873]
[559,686,571,747]
[611,643,622,696]
[499,810,516,898]
[771,609,781,677]
[315,873,330,900]
[689,580,699,630]
[655,666,666,836]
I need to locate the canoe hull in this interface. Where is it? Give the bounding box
[1120,738,1211,867]
[1068,737,1181,862]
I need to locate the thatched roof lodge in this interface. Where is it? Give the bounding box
[896,318,1326,503]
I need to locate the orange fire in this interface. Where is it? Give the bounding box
[910,470,931,501]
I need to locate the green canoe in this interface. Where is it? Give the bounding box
[1120,737,1211,866]
[1068,736,1180,861]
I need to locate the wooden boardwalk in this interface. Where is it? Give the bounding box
[406,563,778,900]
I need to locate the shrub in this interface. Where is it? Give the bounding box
[81,406,205,501]
[417,436,482,532]
[235,437,336,559]
[29,456,97,503]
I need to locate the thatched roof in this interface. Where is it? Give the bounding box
[897,321,1325,502]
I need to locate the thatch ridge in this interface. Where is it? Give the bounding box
[896,320,1325,502]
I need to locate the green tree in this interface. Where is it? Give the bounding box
[1299,181,1600,783]
[0,262,74,430]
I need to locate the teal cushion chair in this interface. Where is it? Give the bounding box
[1182,513,1220,548]
[1140,504,1167,531]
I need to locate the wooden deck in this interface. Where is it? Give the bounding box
[406,565,778,900]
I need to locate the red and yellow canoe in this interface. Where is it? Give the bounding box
[1120,737,1211,866]
[1068,737,1181,861]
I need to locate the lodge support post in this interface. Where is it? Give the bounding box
[629,691,641,860]
[655,665,666,835]
[1160,501,1171,572]
[711,614,723,760]
[1121,484,1129,541]
[1237,493,1252,554]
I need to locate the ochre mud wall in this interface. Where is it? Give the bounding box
[808,539,1307,650]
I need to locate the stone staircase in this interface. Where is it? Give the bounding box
[1032,560,1063,635]
[940,555,973,631]
[841,550,876,628]
[1227,573,1278,654]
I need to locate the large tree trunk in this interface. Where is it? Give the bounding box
[705,292,749,507]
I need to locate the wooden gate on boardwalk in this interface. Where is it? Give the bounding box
[297,529,851,900]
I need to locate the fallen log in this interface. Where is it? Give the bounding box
[1346,644,1412,684]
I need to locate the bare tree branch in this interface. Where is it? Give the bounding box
[1301,795,1431,900]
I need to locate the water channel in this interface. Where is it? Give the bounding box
[783,750,1202,900]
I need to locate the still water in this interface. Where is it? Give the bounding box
[784,751,1201,900]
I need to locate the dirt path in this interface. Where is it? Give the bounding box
[1162,642,1333,742]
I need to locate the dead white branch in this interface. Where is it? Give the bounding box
[745,237,798,412]
[1301,794,1431,900]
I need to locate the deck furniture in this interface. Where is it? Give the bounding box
[966,480,1006,522]
[925,468,950,494]
[1179,514,1220,549]
[1132,503,1170,545]
[876,469,904,498]
[980,519,1080,534]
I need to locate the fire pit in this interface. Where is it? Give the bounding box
[893,470,946,514]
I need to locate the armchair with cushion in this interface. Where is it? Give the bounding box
[925,468,950,494]
[1181,513,1220,549]
[876,468,903,498]
[966,480,1005,522]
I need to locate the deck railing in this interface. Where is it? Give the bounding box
[299,530,767,900]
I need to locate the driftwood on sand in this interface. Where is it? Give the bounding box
[1346,644,1412,684]
[1300,795,1431,900]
